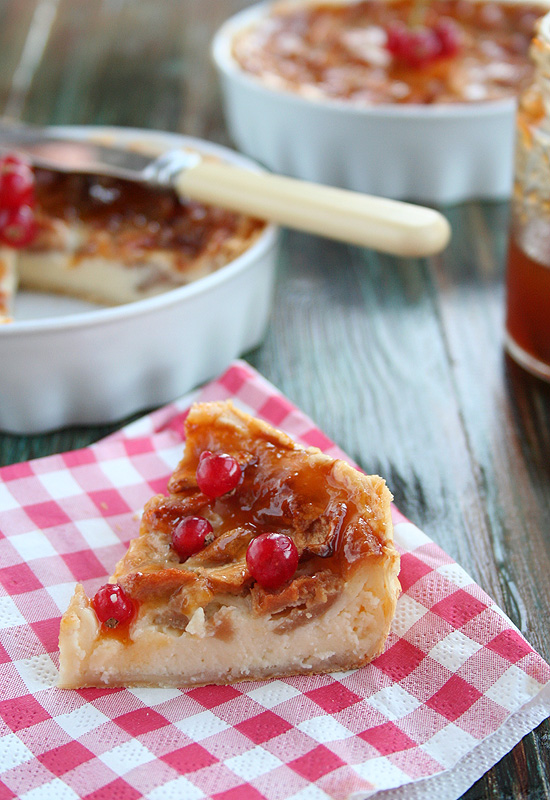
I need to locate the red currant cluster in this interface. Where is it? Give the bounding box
[92,450,301,629]
[0,153,37,248]
[386,18,461,67]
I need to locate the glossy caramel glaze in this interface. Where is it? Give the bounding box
[29,166,265,271]
[113,401,394,629]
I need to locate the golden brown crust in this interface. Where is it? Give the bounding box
[0,247,17,323]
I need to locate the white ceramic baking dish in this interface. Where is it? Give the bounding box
[0,127,278,434]
[212,0,548,204]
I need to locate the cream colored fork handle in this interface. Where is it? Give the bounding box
[175,160,451,257]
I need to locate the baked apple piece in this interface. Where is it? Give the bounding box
[58,401,400,688]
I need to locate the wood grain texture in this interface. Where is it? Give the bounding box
[0,0,42,114]
[0,1,549,797]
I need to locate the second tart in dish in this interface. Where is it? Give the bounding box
[231,0,544,106]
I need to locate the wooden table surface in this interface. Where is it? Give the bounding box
[0,1,549,797]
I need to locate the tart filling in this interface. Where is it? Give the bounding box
[231,0,544,105]
[58,401,401,688]
[1,155,265,317]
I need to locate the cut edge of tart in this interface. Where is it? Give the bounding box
[0,246,17,323]
[58,400,401,689]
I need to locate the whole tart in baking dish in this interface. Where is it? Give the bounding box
[0,159,265,322]
[58,401,401,688]
[231,0,545,106]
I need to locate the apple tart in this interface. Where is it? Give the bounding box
[58,401,400,688]
[0,156,265,322]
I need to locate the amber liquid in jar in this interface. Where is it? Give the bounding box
[505,235,550,378]
[504,15,550,381]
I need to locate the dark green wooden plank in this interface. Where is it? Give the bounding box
[0,0,40,113]
[429,201,550,660]
[431,201,550,800]
[19,0,254,134]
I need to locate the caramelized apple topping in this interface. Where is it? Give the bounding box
[252,570,341,632]
[113,402,391,632]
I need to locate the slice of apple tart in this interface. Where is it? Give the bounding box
[58,401,400,688]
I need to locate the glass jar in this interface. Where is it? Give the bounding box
[505,12,550,381]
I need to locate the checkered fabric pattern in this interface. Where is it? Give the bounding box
[0,360,549,800]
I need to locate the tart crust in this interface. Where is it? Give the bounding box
[58,401,400,688]
[0,246,17,323]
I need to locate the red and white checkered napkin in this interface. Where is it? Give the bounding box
[1,360,549,800]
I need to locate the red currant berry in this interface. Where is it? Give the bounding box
[0,205,37,248]
[196,451,242,498]
[434,19,461,58]
[246,532,299,590]
[386,22,442,67]
[92,583,135,629]
[0,156,35,209]
[172,515,212,560]
[386,23,410,58]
